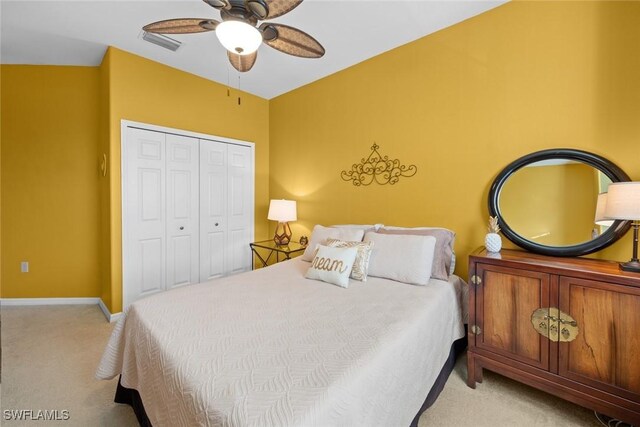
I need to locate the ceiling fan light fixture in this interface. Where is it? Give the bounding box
[216,21,262,55]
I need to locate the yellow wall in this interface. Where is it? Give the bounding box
[0,51,270,311]
[102,48,270,312]
[269,1,640,278]
[500,163,598,246]
[3,1,639,307]
[98,51,113,309]
[1,66,101,298]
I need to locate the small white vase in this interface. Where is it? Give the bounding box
[485,232,502,253]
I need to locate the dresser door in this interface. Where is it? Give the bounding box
[558,276,640,403]
[475,264,551,369]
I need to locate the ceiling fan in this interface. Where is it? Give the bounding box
[143,0,325,72]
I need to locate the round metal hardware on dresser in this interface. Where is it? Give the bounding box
[489,148,631,257]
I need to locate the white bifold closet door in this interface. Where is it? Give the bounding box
[124,128,168,303]
[166,134,200,289]
[200,140,226,281]
[123,126,252,309]
[226,144,253,275]
[199,140,253,281]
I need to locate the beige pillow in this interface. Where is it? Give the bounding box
[377,227,455,281]
[363,232,436,286]
[330,224,384,231]
[325,238,374,281]
[305,245,358,288]
[301,225,365,262]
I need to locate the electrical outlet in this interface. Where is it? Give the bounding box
[21,261,29,273]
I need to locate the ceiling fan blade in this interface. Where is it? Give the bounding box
[262,0,302,19]
[143,19,219,34]
[228,51,258,72]
[259,23,324,58]
[203,0,230,10]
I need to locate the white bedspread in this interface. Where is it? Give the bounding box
[97,259,467,427]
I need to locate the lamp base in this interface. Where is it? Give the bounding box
[273,222,292,246]
[620,260,640,273]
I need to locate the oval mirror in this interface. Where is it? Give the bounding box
[489,149,631,257]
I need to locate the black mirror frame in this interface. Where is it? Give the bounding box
[489,148,631,257]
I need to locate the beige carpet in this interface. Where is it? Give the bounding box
[1,305,600,427]
[419,353,599,427]
[1,305,137,426]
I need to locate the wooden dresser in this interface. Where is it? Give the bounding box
[467,248,640,424]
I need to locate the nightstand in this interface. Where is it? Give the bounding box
[467,247,640,424]
[249,240,306,269]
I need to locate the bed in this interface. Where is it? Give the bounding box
[97,256,467,426]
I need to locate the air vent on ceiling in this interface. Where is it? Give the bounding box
[140,31,182,52]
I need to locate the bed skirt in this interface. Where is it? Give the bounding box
[410,331,468,427]
[115,333,468,427]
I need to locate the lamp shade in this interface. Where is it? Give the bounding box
[216,21,262,55]
[268,199,297,222]
[604,182,640,220]
[594,193,614,226]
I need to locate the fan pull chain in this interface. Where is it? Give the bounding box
[227,66,230,97]
[238,75,242,106]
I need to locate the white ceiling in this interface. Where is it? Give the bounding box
[1,0,505,99]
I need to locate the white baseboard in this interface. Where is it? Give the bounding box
[0,297,122,323]
[0,297,100,306]
[98,299,123,323]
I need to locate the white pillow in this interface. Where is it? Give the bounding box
[325,238,374,281]
[364,232,436,286]
[305,245,359,288]
[301,225,365,261]
[380,226,457,279]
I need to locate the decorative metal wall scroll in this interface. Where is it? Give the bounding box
[341,144,417,186]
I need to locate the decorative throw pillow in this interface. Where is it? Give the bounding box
[378,227,456,281]
[305,245,359,288]
[364,232,436,286]
[301,225,365,262]
[325,238,374,281]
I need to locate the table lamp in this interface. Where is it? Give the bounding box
[604,182,640,272]
[268,199,297,245]
[594,193,614,227]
